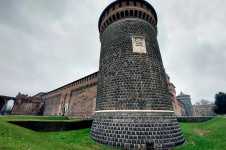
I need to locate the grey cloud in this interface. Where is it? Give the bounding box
[150,0,226,103]
[0,0,225,105]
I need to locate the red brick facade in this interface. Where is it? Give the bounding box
[166,74,186,116]
[9,72,186,118]
[193,104,217,116]
[40,72,98,118]
[10,93,42,115]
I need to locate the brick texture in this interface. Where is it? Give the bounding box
[42,94,62,116]
[90,1,185,149]
[11,100,41,116]
[68,86,97,119]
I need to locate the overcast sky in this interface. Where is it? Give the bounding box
[0,0,225,104]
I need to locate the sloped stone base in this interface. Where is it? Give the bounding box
[90,112,185,149]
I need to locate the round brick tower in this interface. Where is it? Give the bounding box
[90,0,185,149]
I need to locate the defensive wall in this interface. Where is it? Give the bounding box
[166,74,186,117]
[10,93,42,116]
[40,72,98,119]
[2,71,187,119]
[37,72,186,119]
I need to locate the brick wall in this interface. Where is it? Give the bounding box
[10,71,180,118]
[41,72,98,118]
[90,0,185,148]
[96,18,172,111]
[193,104,217,117]
[42,94,62,116]
[68,85,97,119]
[11,100,41,116]
[166,74,186,116]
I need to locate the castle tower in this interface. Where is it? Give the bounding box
[177,92,194,116]
[90,0,185,149]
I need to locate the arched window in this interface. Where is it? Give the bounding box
[109,17,112,23]
[130,10,133,16]
[120,11,124,17]
[138,11,142,17]
[134,10,138,16]
[146,15,150,21]
[143,13,146,19]
[116,13,120,19]
[125,10,129,17]
[112,15,116,21]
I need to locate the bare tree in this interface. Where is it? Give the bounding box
[194,99,216,116]
[199,99,211,105]
[195,102,201,105]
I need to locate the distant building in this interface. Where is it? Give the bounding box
[193,104,217,116]
[166,74,186,116]
[177,92,194,116]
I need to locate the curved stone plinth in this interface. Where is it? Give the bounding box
[90,111,185,149]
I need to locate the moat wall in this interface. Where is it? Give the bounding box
[8,120,93,132]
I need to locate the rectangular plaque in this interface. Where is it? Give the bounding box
[132,36,147,53]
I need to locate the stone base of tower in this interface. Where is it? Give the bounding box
[90,111,185,150]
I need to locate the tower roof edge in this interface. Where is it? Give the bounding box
[98,0,158,33]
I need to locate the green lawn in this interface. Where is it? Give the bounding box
[0,116,225,150]
[177,117,226,150]
[0,116,114,150]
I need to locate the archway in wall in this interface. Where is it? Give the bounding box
[0,97,6,113]
[4,100,15,115]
